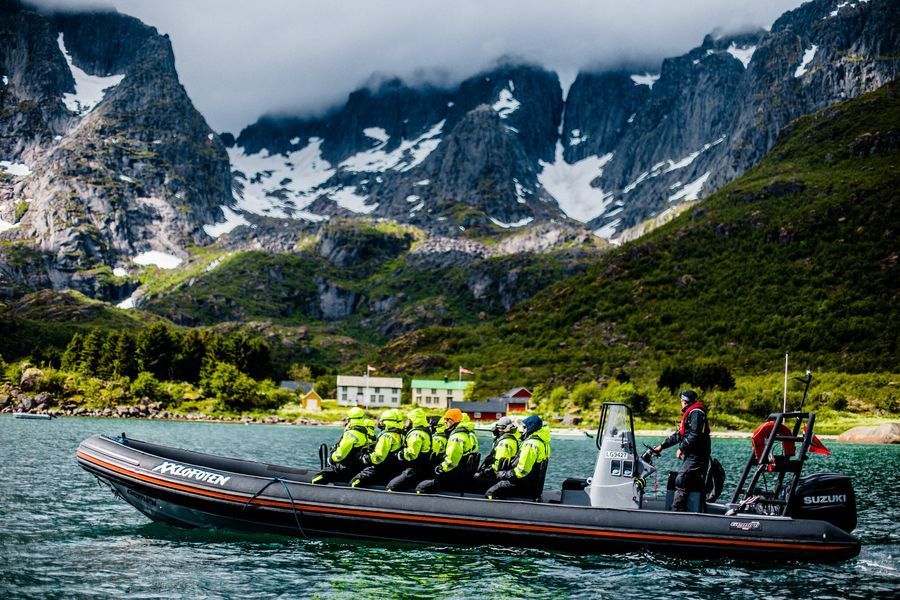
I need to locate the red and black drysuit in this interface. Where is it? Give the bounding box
[659,401,711,511]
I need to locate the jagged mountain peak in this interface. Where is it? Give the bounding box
[0,1,231,297]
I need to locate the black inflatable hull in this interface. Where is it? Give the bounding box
[76,435,860,562]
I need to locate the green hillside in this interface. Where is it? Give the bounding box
[377,80,900,390]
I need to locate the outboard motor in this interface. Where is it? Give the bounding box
[588,403,649,509]
[787,472,857,532]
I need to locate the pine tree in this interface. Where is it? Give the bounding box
[176,329,208,383]
[98,333,119,378]
[61,333,84,372]
[136,323,177,380]
[80,329,106,375]
[113,332,138,379]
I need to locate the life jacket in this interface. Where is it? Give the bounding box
[439,417,479,473]
[401,426,433,467]
[331,421,369,464]
[369,428,403,466]
[513,425,550,481]
[679,402,708,435]
[491,432,520,471]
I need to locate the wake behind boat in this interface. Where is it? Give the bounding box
[76,403,860,562]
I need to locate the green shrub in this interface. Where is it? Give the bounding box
[130,371,162,400]
[601,382,650,415]
[747,393,781,418]
[34,368,66,396]
[827,394,848,411]
[258,380,295,410]
[202,362,260,411]
[5,361,25,385]
[570,381,601,410]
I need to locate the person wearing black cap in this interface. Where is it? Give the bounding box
[651,390,711,511]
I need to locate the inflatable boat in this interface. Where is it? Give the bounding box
[76,403,860,562]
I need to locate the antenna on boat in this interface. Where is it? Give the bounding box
[783,354,789,413]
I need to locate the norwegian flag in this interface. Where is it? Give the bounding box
[366,365,377,373]
[459,366,474,376]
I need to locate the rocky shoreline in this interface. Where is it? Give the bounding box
[0,381,335,426]
[0,382,882,441]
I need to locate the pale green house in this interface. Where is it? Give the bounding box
[411,379,473,410]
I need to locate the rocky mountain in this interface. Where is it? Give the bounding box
[232,0,897,238]
[0,0,896,307]
[0,0,231,296]
[378,77,900,385]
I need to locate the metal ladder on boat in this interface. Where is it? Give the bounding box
[729,411,817,516]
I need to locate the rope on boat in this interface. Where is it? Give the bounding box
[240,477,309,540]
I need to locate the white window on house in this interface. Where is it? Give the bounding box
[495,413,502,419]
[374,387,380,393]
[378,395,384,402]
[432,389,437,394]
[341,393,347,401]
[474,412,481,419]
[447,397,452,404]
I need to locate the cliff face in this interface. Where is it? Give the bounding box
[0,0,897,303]
[0,2,231,296]
[233,0,897,239]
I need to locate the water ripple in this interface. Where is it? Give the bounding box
[1,416,898,598]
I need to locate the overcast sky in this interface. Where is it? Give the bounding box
[32,0,806,133]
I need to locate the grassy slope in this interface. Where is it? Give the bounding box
[377,80,900,393]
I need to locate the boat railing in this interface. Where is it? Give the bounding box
[729,411,817,516]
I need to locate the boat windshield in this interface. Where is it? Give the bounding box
[596,403,636,457]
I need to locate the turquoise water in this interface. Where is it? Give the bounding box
[1,415,898,599]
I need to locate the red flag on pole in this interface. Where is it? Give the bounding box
[367,365,377,373]
[459,366,474,375]
[803,425,830,457]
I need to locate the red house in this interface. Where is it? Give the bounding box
[502,387,532,413]
[450,400,508,422]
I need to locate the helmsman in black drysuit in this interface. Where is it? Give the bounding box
[652,390,711,511]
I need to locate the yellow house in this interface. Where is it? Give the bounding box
[301,390,323,411]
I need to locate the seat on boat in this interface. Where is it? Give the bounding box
[664,471,706,513]
[500,459,550,502]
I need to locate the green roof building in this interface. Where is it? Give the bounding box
[411,379,473,410]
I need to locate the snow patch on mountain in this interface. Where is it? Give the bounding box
[0,160,32,176]
[229,137,333,219]
[132,251,183,269]
[663,136,725,173]
[794,45,818,78]
[490,216,533,229]
[668,171,711,202]
[336,186,376,213]
[116,295,134,309]
[57,33,124,115]
[340,121,444,172]
[622,137,724,195]
[0,217,17,233]
[569,129,588,146]
[593,218,621,239]
[363,127,390,144]
[538,142,614,222]
[203,206,250,238]
[630,72,660,89]
[514,179,527,204]
[726,43,757,69]
[492,82,521,118]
